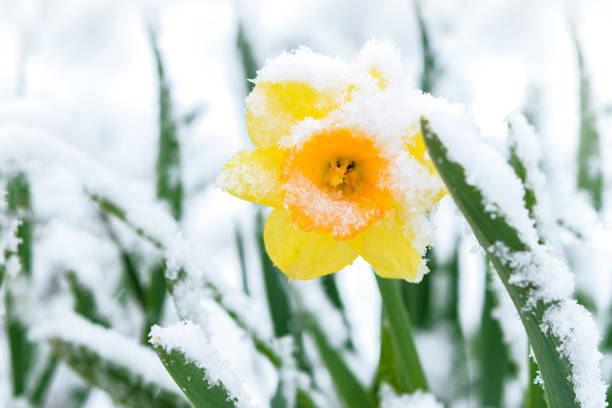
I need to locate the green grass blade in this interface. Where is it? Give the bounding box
[320,274,354,349]
[572,25,603,212]
[148,26,183,220]
[150,323,242,408]
[91,195,284,368]
[236,22,258,94]
[6,173,32,277]
[4,173,36,396]
[526,347,547,408]
[478,269,514,407]
[374,311,403,394]
[66,270,112,328]
[4,288,34,396]
[142,263,167,344]
[413,0,437,93]
[422,117,591,407]
[308,322,375,408]
[27,353,59,406]
[256,211,293,338]
[375,276,428,393]
[35,315,190,408]
[234,224,250,295]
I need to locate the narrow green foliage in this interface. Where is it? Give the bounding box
[376,276,428,392]
[93,195,285,368]
[27,353,59,406]
[5,173,36,396]
[508,141,537,223]
[142,263,167,344]
[6,173,32,276]
[98,209,146,308]
[309,322,375,408]
[413,0,437,93]
[49,338,189,408]
[526,350,547,408]
[375,312,403,394]
[4,289,34,396]
[401,258,431,328]
[422,117,580,407]
[256,212,293,337]
[66,270,112,328]
[320,274,354,349]
[237,22,258,94]
[149,26,183,220]
[572,25,603,211]
[234,224,250,295]
[153,345,239,408]
[478,270,514,407]
[296,389,320,408]
[90,194,163,250]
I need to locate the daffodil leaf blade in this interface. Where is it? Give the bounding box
[309,323,375,408]
[421,117,581,408]
[48,337,190,408]
[153,345,240,408]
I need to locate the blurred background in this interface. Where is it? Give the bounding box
[0,0,611,407]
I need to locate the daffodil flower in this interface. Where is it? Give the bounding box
[219,41,447,281]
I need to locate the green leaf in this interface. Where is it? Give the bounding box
[66,270,112,328]
[142,263,167,344]
[320,274,355,350]
[478,269,515,407]
[153,346,239,408]
[374,311,402,394]
[572,24,603,212]
[236,22,258,94]
[27,353,59,406]
[4,173,36,396]
[308,322,375,408]
[148,26,183,220]
[375,276,428,393]
[6,173,32,277]
[234,224,250,295]
[4,287,35,396]
[413,0,437,94]
[422,117,581,407]
[256,211,293,338]
[47,327,189,408]
[526,347,547,408]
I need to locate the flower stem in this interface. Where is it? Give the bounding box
[376,275,428,392]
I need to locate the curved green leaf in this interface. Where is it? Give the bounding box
[422,117,581,407]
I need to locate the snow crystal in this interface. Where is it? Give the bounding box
[489,242,574,308]
[379,384,444,408]
[540,300,608,408]
[427,107,540,247]
[30,312,179,392]
[254,46,351,90]
[149,321,252,408]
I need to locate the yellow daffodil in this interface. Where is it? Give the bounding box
[219,41,447,281]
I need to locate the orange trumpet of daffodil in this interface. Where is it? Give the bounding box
[219,41,447,281]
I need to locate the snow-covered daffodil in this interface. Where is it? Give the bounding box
[219,41,447,281]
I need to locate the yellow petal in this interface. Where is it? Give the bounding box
[406,129,436,173]
[351,216,423,281]
[247,81,343,150]
[218,148,282,208]
[264,208,358,280]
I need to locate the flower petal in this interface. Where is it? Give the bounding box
[264,208,358,280]
[247,81,343,151]
[218,148,282,208]
[350,216,423,281]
